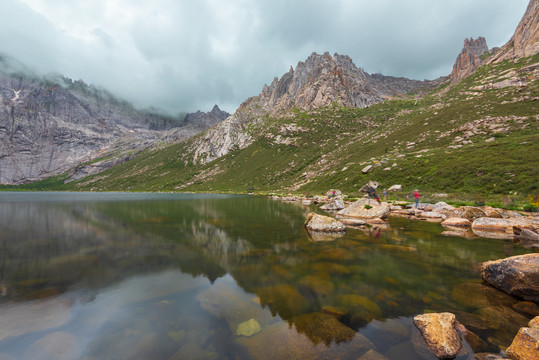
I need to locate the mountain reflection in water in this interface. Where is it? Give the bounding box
[0,192,535,359]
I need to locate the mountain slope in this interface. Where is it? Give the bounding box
[42,53,538,202]
[9,0,539,203]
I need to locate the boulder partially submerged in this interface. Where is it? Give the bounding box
[304,213,346,233]
[481,253,539,302]
[506,316,539,360]
[412,312,464,359]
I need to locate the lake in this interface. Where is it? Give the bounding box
[0,192,535,359]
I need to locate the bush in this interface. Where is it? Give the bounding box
[523,204,538,212]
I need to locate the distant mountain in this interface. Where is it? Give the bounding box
[0,55,223,184]
[161,105,230,144]
[189,52,443,164]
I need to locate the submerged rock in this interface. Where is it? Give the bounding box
[412,312,463,359]
[196,282,274,332]
[236,319,261,337]
[291,312,356,345]
[481,253,539,302]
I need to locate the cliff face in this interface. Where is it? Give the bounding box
[189,52,439,164]
[260,52,436,116]
[450,37,489,82]
[0,65,222,185]
[489,0,539,63]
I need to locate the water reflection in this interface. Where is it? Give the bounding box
[0,192,536,359]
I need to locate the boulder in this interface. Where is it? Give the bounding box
[362,165,373,174]
[387,185,402,192]
[325,189,342,197]
[304,213,346,233]
[337,198,390,220]
[481,253,539,302]
[412,312,463,359]
[450,206,486,221]
[320,197,345,211]
[506,316,539,360]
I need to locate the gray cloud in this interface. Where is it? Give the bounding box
[0,0,529,115]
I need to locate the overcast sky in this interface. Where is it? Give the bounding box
[0,0,529,115]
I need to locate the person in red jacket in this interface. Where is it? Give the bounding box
[414,189,420,208]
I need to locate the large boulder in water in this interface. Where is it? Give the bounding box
[412,312,463,359]
[305,213,346,233]
[481,253,539,302]
[337,198,390,220]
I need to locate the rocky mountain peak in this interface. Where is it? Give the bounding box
[258,51,432,116]
[184,105,230,127]
[489,0,539,63]
[450,37,489,82]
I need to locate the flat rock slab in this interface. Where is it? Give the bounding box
[442,217,471,228]
[481,253,539,302]
[337,198,390,219]
[472,217,534,234]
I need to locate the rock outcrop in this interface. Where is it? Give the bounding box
[450,37,489,82]
[0,59,224,184]
[162,105,229,144]
[481,253,539,302]
[506,316,539,360]
[489,0,539,63]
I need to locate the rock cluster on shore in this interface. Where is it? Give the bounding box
[279,189,539,358]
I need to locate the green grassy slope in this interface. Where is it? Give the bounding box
[8,55,539,206]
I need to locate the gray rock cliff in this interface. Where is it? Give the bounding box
[0,56,223,185]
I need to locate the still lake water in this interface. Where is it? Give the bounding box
[0,192,536,360]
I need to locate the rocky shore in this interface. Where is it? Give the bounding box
[273,190,539,359]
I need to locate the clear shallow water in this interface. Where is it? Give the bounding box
[0,192,536,360]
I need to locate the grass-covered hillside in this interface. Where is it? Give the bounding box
[8,55,539,208]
